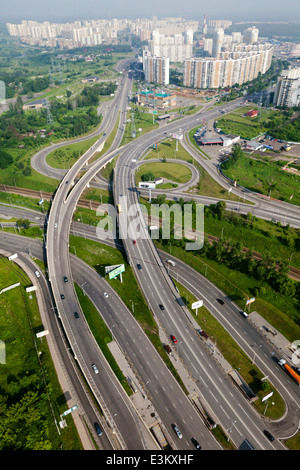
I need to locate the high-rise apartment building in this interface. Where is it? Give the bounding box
[212,28,224,58]
[183,44,273,89]
[273,67,300,108]
[143,53,170,85]
[149,29,193,62]
[243,27,259,45]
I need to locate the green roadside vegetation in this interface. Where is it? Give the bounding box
[221,144,300,206]
[120,106,159,146]
[136,161,192,185]
[0,256,81,450]
[45,136,99,169]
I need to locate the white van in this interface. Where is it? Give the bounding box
[240,311,249,319]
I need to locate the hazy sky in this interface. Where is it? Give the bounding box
[2,0,300,22]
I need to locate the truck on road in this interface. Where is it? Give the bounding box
[278,359,300,385]
[151,423,172,450]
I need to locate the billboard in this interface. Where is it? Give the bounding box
[139,182,156,189]
[109,264,125,279]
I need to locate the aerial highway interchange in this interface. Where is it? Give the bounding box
[1,58,299,451]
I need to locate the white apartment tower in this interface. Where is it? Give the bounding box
[243,27,259,44]
[143,53,170,85]
[273,67,300,108]
[149,29,193,62]
[212,28,224,58]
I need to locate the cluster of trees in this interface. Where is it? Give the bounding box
[75,82,116,108]
[0,372,53,450]
[22,76,50,94]
[0,149,13,169]
[265,111,300,142]
[157,199,300,314]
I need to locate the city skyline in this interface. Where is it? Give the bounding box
[1,0,300,22]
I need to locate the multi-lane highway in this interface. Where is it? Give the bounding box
[2,62,300,451]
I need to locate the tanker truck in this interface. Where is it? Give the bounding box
[278,359,300,386]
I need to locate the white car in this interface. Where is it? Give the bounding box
[173,425,182,439]
[103,292,109,298]
[92,363,99,374]
[35,271,40,278]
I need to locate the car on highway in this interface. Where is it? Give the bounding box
[240,310,249,318]
[172,424,182,439]
[74,312,79,319]
[92,363,99,374]
[60,294,65,299]
[54,223,58,228]
[159,304,165,311]
[263,430,274,441]
[94,422,103,436]
[191,437,201,449]
[216,298,224,305]
[137,263,142,270]
[63,276,68,283]
[103,292,109,298]
[35,271,40,278]
[170,335,177,344]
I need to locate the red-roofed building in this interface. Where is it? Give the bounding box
[246,109,258,117]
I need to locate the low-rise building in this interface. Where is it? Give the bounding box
[23,98,48,110]
[137,89,176,109]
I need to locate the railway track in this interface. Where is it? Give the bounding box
[0,184,101,210]
[1,184,299,281]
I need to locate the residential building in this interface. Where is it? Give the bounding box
[273,67,300,108]
[143,54,170,85]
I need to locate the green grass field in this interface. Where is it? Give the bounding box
[221,150,300,205]
[216,105,276,140]
[136,161,192,185]
[0,256,81,450]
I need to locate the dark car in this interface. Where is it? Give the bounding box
[263,430,274,441]
[216,298,224,305]
[63,276,68,283]
[191,437,201,450]
[159,304,165,310]
[60,294,65,299]
[137,264,142,270]
[74,312,79,319]
[94,422,103,436]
